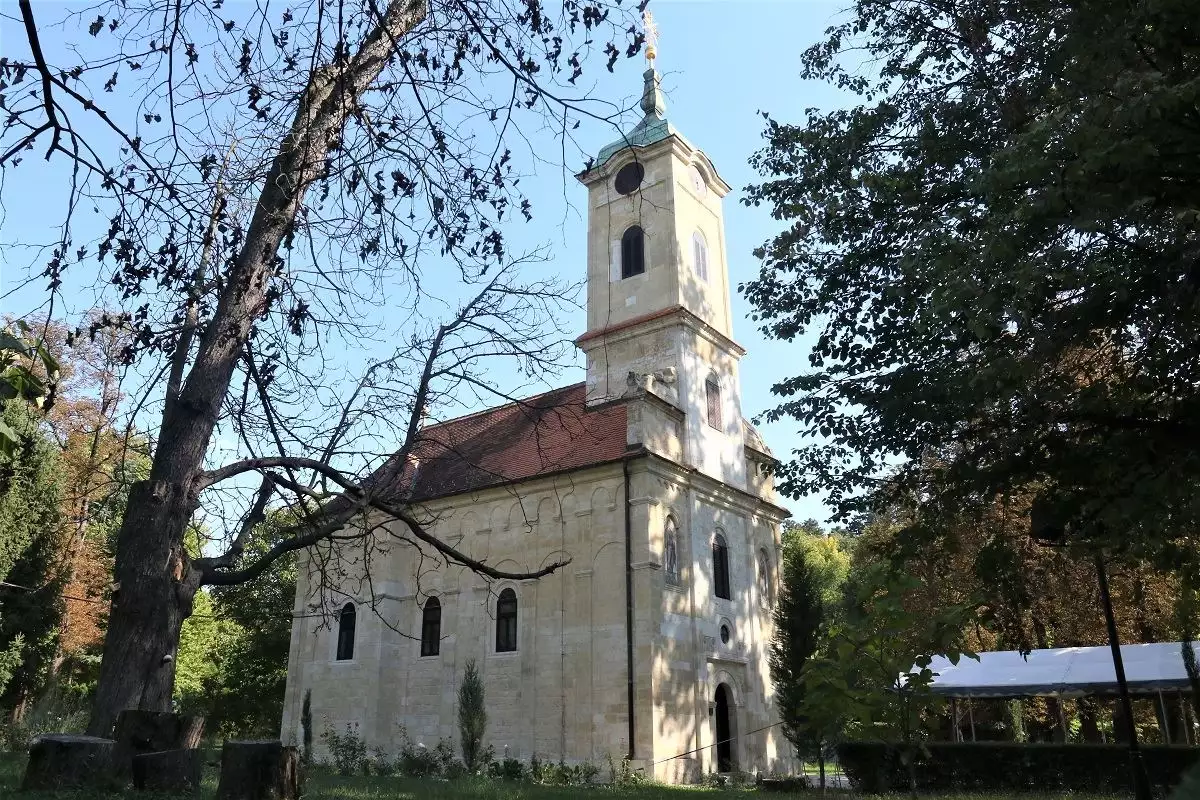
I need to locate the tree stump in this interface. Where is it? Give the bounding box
[21,734,115,790]
[217,740,300,800]
[111,710,205,780]
[132,748,203,792]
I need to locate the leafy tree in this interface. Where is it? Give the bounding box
[458,658,487,773]
[802,563,976,793]
[782,520,851,620]
[769,541,828,787]
[208,520,297,736]
[743,0,1200,562]
[4,0,649,736]
[0,399,65,708]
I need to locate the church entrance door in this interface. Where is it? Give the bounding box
[715,683,734,772]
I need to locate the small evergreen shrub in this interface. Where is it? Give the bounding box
[320,722,367,776]
[457,659,487,773]
[300,690,313,766]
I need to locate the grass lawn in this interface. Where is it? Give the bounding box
[0,752,1119,799]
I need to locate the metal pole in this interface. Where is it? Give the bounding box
[1159,692,1171,745]
[1095,553,1152,800]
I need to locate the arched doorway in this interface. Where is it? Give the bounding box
[714,683,735,772]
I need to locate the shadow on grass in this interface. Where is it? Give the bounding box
[1,752,1125,800]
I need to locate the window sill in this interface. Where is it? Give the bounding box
[489,649,520,658]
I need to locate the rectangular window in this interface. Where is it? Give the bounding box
[496,615,517,652]
[421,611,441,657]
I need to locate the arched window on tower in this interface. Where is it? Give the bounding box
[712,533,731,600]
[420,597,441,657]
[664,518,680,586]
[336,602,356,661]
[705,375,723,430]
[621,225,645,279]
[692,230,708,282]
[496,588,518,652]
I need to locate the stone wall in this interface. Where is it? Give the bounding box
[280,454,791,781]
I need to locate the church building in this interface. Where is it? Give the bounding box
[280,50,793,783]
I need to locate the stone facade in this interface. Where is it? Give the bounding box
[280,65,793,782]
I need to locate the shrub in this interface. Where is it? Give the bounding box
[488,756,526,781]
[369,746,396,776]
[457,659,487,773]
[0,693,89,753]
[837,740,1198,794]
[607,754,647,786]
[319,722,367,776]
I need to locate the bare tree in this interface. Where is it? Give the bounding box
[2,0,645,736]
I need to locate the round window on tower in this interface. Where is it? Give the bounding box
[719,624,731,645]
[614,162,645,196]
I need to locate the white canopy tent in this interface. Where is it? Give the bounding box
[920,642,1197,745]
[924,642,1197,699]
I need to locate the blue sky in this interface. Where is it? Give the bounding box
[0,0,853,524]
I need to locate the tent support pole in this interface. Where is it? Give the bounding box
[968,700,976,742]
[1057,697,1068,742]
[1159,692,1171,745]
[951,698,959,742]
[1095,553,1152,800]
[1181,692,1193,745]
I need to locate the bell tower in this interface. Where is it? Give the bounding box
[575,35,750,489]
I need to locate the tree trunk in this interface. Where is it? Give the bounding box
[217,740,300,800]
[1078,698,1103,743]
[132,748,203,792]
[21,734,115,790]
[86,481,197,737]
[111,709,205,781]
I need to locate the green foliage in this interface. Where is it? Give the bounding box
[0,323,59,457]
[457,658,487,773]
[606,754,647,787]
[321,722,368,776]
[0,399,64,703]
[173,589,240,717]
[769,538,827,760]
[488,757,526,781]
[0,690,88,752]
[208,515,297,736]
[838,741,1196,794]
[781,521,851,616]
[170,513,298,737]
[800,563,976,790]
[744,0,1200,560]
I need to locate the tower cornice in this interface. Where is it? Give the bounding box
[575,304,746,357]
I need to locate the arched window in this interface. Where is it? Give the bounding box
[420,597,442,657]
[705,375,722,430]
[712,534,731,600]
[336,603,356,661]
[758,549,772,607]
[664,518,680,586]
[692,230,708,281]
[496,588,518,652]
[621,225,645,279]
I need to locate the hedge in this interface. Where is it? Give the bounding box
[837,741,1199,794]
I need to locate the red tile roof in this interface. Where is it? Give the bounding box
[388,383,628,501]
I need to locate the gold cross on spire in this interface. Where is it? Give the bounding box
[643,9,659,66]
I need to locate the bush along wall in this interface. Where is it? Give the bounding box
[837,741,1199,794]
